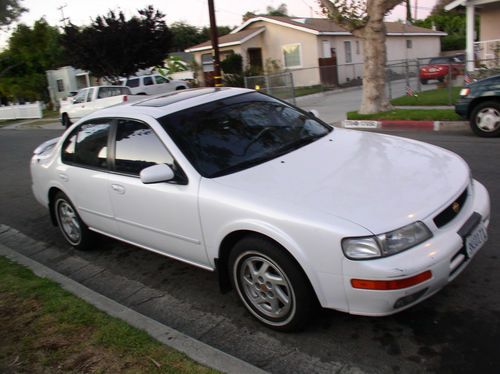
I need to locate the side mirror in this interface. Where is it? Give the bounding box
[140,164,175,184]
[308,109,320,119]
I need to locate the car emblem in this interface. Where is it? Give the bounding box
[452,202,460,213]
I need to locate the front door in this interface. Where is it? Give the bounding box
[107,119,209,267]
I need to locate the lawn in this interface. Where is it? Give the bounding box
[347,108,462,121]
[0,256,218,374]
[390,87,462,106]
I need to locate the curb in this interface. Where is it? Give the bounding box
[0,238,267,374]
[341,119,469,132]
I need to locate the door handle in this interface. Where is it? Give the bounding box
[58,173,69,182]
[111,184,126,194]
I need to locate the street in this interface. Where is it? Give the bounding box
[1,127,499,374]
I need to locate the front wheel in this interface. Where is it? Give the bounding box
[469,101,500,137]
[54,192,95,250]
[228,236,316,331]
[61,113,71,128]
[420,78,428,85]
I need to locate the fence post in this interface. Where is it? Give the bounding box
[289,72,296,106]
[265,74,271,96]
[244,76,248,89]
[448,63,452,105]
[386,66,392,100]
[416,59,421,93]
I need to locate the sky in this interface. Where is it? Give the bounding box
[1,0,438,47]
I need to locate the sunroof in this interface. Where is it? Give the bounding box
[133,88,230,108]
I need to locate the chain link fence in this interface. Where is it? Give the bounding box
[243,57,500,106]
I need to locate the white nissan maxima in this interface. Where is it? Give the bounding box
[31,88,490,331]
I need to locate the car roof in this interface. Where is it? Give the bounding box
[85,87,254,120]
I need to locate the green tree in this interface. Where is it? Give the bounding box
[0,18,63,101]
[242,3,289,22]
[170,21,204,52]
[413,8,473,51]
[199,25,233,41]
[0,0,27,27]
[62,6,172,82]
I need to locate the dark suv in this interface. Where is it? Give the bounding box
[454,74,500,137]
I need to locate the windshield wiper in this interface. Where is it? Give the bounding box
[209,133,326,178]
[209,153,279,178]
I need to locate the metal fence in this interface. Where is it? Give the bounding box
[243,57,500,106]
[244,72,296,105]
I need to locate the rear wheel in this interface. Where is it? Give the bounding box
[228,236,316,331]
[420,78,428,85]
[62,113,71,128]
[469,101,500,137]
[54,192,95,250]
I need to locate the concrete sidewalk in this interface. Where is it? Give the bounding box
[0,224,267,374]
[1,118,62,130]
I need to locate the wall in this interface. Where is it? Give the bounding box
[480,3,500,42]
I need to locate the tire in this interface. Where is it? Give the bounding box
[62,113,71,129]
[420,78,428,85]
[228,236,316,331]
[438,77,445,83]
[175,86,186,90]
[54,192,95,250]
[469,101,500,137]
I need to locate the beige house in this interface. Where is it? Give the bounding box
[185,16,445,87]
[446,0,500,70]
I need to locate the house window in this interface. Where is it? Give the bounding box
[355,41,360,55]
[344,41,352,63]
[201,53,214,72]
[406,39,413,49]
[282,43,302,68]
[56,79,64,92]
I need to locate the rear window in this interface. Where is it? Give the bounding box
[429,57,451,64]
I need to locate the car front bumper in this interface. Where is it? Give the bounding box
[339,180,490,316]
[454,98,472,119]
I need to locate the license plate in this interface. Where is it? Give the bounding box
[429,68,437,72]
[465,222,488,258]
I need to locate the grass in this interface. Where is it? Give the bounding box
[0,256,219,374]
[347,108,462,121]
[390,87,462,106]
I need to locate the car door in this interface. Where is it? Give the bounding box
[107,118,209,267]
[77,87,96,118]
[58,119,119,236]
[68,88,89,121]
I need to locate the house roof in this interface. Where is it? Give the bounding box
[445,0,500,11]
[185,27,265,53]
[185,16,446,53]
[232,16,447,36]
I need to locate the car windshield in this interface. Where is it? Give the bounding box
[159,92,332,178]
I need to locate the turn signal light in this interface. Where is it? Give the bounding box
[351,271,432,290]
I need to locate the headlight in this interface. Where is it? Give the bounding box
[342,222,432,260]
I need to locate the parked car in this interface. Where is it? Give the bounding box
[419,56,464,84]
[454,74,500,137]
[31,88,490,331]
[60,86,135,128]
[121,74,189,95]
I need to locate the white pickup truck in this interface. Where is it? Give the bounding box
[60,86,135,128]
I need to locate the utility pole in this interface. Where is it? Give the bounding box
[57,3,69,26]
[207,0,223,87]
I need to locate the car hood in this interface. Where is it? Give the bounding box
[213,129,469,234]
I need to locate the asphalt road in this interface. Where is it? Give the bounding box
[1,127,499,374]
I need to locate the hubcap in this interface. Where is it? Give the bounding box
[237,254,293,320]
[476,107,500,132]
[57,200,81,244]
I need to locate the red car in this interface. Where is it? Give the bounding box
[419,56,464,84]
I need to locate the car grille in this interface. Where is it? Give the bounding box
[433,188,468,228]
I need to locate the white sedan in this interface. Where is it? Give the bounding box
[31,88,490,331]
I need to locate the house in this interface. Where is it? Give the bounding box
[46,66,97,109]
[445,0,500,71]
[185,16,446,87]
